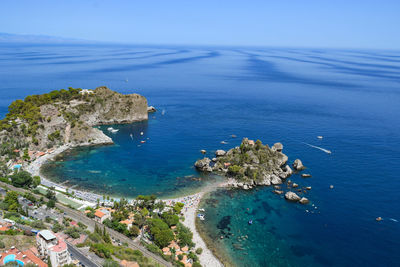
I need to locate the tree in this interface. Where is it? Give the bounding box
[177,223,194,247]
[103,226,111,243]
[129,225,140,237]
[140,207,149,217]
[33,175,41,187]
[162,212,179,227]
[173,202,184,214]
[46,187,56,200]
[154,229,174,248]
[47,199,56,208]
[23,148,30,160]
[10,170,33,188]
[4,191,19,211]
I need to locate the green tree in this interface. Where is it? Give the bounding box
[47,199,56,208]
[154,229,174,248]
[33,175,41,187]
[10,170,33,188]
[23,148,30,160]
[161,212,179,227]
[129,225,140,237]
[177,223,194,248]
[173,202,184,214]
[46,187,56,200]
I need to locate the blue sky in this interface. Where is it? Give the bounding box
[1,0,399,49]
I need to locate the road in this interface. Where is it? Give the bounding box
[67,243,100,267]
[0,182,172,267]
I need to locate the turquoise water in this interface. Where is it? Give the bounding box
[1,44,400,266]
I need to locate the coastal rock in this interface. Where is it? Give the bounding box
[274,190,284,195]
[271,175,282,185]
[215,150,226,157]
[292,183,299,188]
[200,149,206,154]
[301,173,312,178]
[147,106,157,112]
[194,158,212,172]
[285,191,301,201]
[306,186,312,190]
[293,159,305,170]
[299,197,309,204]
[283,165,293,176]
[243,184,249,190]
[271,142,283,152]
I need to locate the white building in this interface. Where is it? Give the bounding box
[36,230,71,267]
[79,89,94,95]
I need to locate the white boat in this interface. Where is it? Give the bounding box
[140,132,144,136]
[107,127,119,133]
[317,136,323,139]
[198,208,205,212]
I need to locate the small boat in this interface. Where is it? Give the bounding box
[198,208,205,212]
[130,134,133,139]
[317,136,323,139]
[140,132,144,136]
[107,127,119,133]
[248,219,253,225]
[140,140,146,144]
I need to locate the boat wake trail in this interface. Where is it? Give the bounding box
[302,142,332,154]
[389,218,398,222]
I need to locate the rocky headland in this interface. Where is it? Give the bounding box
[0,86,149,172]
[195,138,310,204]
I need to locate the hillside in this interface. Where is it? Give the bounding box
[0,86,148,171]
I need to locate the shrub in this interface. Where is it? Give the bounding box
[195,247,203,255]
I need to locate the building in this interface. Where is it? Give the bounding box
[79,89,94,95]
[0,247,47,267]
[94,208,111,223]
[36,230,71,267]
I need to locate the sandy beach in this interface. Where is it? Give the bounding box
[165,182,228,267]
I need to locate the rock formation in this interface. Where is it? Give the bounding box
[285,191,301,201]
[293,159,305,170]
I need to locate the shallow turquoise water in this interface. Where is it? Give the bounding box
[1,44,400,266]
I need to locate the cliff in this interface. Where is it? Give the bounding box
[0,86,148,168]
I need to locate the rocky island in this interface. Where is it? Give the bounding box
[195,138,310,204]
[0,86,148,172]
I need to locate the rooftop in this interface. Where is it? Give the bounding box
[38,229,56,241]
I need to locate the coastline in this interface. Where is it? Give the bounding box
[26,141,229,266]
[164,182,228,267]
[25,143,105,205]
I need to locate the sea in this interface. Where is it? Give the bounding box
[1,43,399,266]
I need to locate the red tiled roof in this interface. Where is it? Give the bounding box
[94,210,105,218]
[0,247,48,267]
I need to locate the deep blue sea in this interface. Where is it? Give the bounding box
[1,43,399,266]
